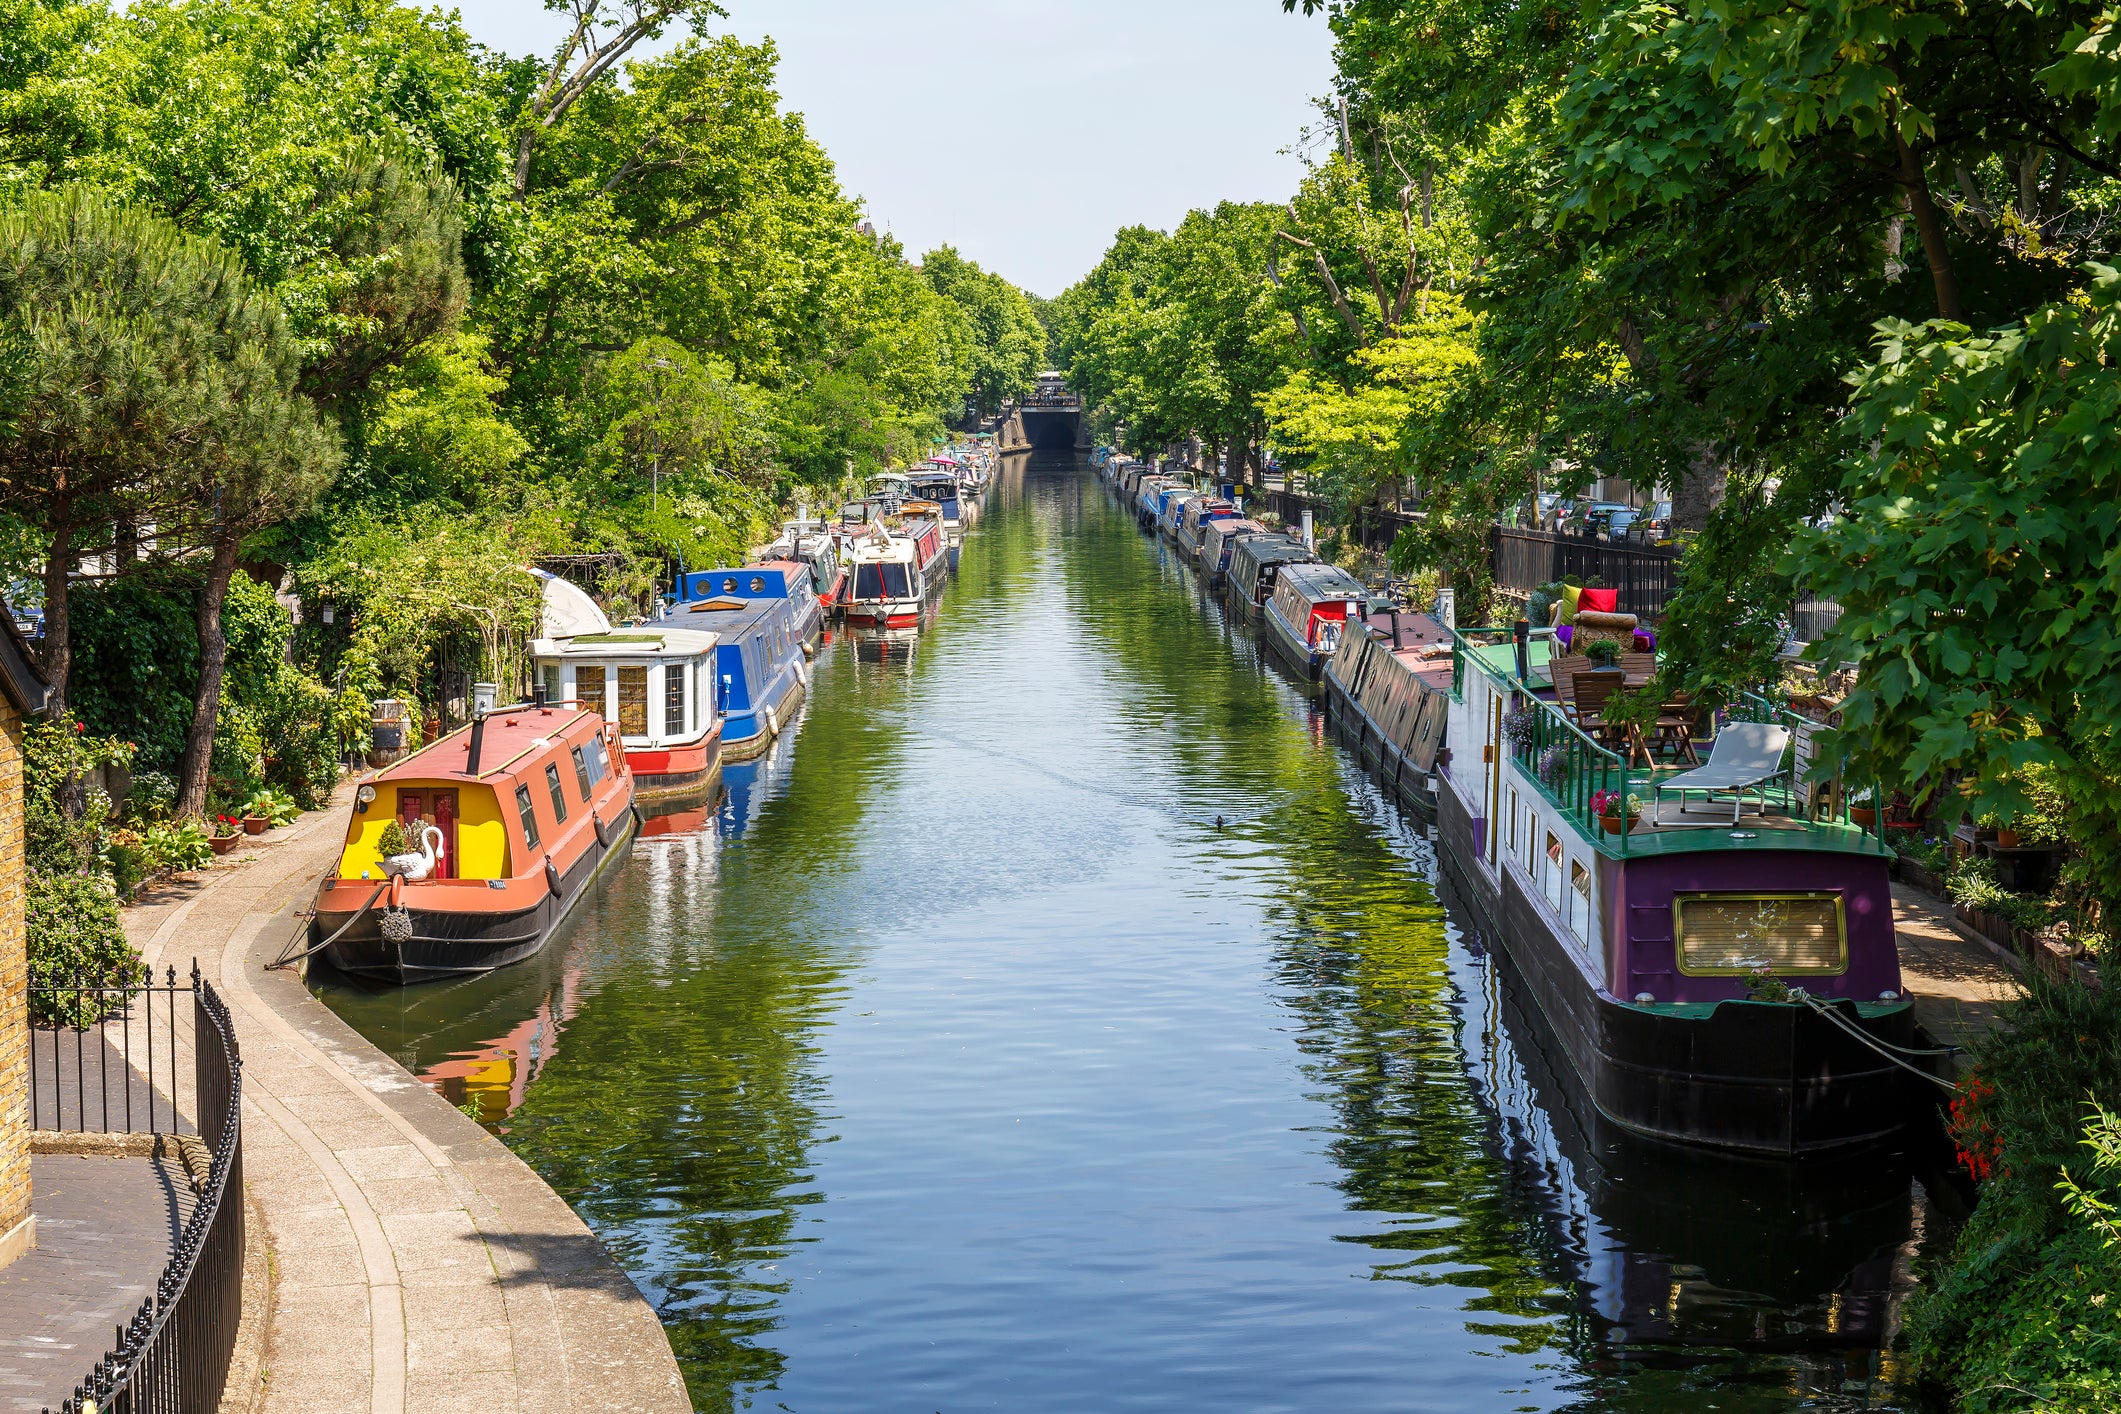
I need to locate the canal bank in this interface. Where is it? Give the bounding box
[318,454,1956,1412]
[119,798,688,1414]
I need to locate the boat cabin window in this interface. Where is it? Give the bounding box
[515,784,541,849]
[579,666,610,722]
[664,663,686,736]
[1569,861,1592,942]
[587,735,610,784]
[538,663,562,706]
[571,745,593,800]
[618,666,649,735]
[1674,893,1847,975]
[855,562,911,600]
[749,575,766,593]
[1544,832,1564,911]
[545,763,568,823]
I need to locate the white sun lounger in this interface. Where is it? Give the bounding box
[1651,723,1793,827]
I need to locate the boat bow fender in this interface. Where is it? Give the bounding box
[545,856,563,898]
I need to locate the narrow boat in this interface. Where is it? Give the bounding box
[1322,614,1455,813]
[657,590,808,762]
[675,562,823,652]
[1199,518,1267,586]
[843,510,949,629]
[1435,630,1914,1157]
[1223,533,1316,624]
[530,571,723,799]
[908,468,966,554]
[1261,561,1367,678]
[1173,497,1239,560]
[309,703,637,983]
[760,519,848,614]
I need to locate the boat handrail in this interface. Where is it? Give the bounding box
[1508,679,1636,856]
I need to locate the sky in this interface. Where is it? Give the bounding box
[447,1,1341,298]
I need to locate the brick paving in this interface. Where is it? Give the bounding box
[127,786,689,1414]
[0,1154,186,1413]
[1893,881,2023,1080]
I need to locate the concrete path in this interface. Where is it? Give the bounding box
[1892,880,2022,1079]
[124,787,690,1414]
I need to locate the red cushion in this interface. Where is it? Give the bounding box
[1578,587,1619,613]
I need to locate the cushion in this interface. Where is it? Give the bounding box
[1633,627,1656,652]
[1558,584,1583,626]
[1554,624,1574,650]
[1578,587,1619,614]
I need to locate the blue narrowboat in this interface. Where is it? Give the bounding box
[673,563,823,652]
[657,590,808,762]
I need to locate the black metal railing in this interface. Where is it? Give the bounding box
[1490,527,1682,620]
[31,966,191,1135]
[33,964,245,1414]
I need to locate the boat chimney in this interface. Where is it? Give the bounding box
[1301,509,1314,551]
[466,714,486,776]
[1513,616,1531,684]
[532,683,547,709]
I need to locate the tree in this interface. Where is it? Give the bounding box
[168,260,342,817]
[0,188,249,711]
[920,245,1046,417]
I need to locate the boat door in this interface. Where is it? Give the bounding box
[396,788,459,879]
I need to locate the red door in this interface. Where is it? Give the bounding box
[396,789,459,877]
[432,790,458,879]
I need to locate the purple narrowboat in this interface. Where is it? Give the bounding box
[1434,630,1915,1158]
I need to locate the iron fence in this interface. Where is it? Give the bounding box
[1490,527,1682,620]
[32,964,245,1414]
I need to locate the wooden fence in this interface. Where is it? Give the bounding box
[1489,527,1681,620]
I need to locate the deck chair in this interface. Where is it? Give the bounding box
[1549,655,1593,720]
[1569,671,1629,750]
[1650,722,1793,826]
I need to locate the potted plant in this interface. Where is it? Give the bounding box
[1584,637,1623,671]
[1591,789,1641,835]
[1848,787,1876,830]
[210,815,243,856]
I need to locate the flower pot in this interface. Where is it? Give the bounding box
[1600,813,1635,836]
[210,833,242,856]
[1996,828,2021,848]
[242,815,270,835]
[1850,807,1876,829]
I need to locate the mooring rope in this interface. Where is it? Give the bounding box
[1793,989,1961,1092]
[266,882,386,971]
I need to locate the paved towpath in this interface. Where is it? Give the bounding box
[1892,881,2022,1080]
[124,786,689,1414]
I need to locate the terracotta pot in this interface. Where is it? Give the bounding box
[210,833,242,856]
[242,815,270,835]
[1850,807,1876,829]
[1996,828,2022,848]
[1600,813,1635,836]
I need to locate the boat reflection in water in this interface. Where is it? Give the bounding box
[1438,857,1938,1399]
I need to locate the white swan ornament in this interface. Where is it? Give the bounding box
[383,825,445,881]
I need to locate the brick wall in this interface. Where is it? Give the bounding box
[0,700,27,1240]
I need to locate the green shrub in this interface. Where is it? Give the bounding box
[1907,981,2121,1409]
[26,872,141,1024]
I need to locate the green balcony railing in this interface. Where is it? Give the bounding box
[1507,684,1634,855]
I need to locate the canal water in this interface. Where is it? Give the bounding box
[317,454,1946,1413]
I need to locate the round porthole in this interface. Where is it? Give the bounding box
[750,576,765,593]
[722,577,737,593]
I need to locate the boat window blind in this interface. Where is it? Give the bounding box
[515,785,540,849]
[664,663,685,736]
[618,666,649,736]
[1674,893,1847,975]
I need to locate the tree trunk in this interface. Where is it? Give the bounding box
[1224,433,1248,489]
[39,510,73,717]
[175,535,242,818]
[1895,129,1963,322]
[1670,443,1726,533]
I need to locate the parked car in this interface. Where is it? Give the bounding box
[1571,500,1632,538]
[1626,500,1673,545]
[1600,508,1643,542]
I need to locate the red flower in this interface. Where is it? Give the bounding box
[73,721,83,733]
